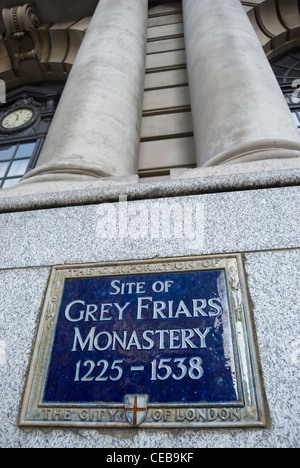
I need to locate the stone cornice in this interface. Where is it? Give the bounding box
[0,1,300,88]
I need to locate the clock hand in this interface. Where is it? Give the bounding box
[11,116,18,126]
[7,117,17,127]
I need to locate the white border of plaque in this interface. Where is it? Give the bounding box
[20,255,266,428]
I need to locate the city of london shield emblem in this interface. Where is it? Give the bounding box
[124,395,148,427]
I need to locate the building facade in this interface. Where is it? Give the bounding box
[0,0,299,448]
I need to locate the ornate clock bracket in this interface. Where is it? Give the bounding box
[0,85,60,137]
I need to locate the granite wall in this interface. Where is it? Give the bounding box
[0,183,299,447]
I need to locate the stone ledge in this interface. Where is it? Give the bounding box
[0,166,299,214]
[171,157,300,179]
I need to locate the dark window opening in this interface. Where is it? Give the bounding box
[0,81,63,189]
[271,49,300,133]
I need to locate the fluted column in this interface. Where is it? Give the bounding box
[23,0,148,183]
[183,0,300,167]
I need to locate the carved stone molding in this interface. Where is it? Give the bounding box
[242,0,300,58]
[2,3,48,72]
[2,3,40,36]
[0,1,300,90]
[0,4,91,89]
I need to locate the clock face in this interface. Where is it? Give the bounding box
[2,109,34,129]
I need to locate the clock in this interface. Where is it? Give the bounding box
[2,108,33,129]
[0,107,37,133]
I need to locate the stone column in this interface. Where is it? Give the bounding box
[183,0,300,167]
[22,0,148,183]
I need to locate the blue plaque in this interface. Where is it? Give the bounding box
[20,256,266,428]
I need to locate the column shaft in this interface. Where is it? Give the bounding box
[183,0,300,167]
[24,0,148,181]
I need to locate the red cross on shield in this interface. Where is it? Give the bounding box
[124,394,148,427]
